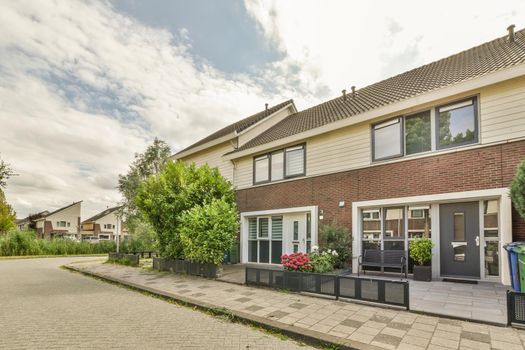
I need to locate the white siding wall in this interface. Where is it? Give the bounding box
[307,123,370,176]
[47,203,81,234]
[181,141,235,182]
[238,106,294,147]
[233,76,525,190]
[480,76,525,144]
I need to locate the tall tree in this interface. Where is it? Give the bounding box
[511,160,525,221]
[118,138,171,234]
[0,158,15,189]
[0,190,16,234]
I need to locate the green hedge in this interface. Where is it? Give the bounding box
[0,230,116,256]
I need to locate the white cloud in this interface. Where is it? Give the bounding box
[0,0,295,218]
[244,0,524,96]
[1,0,523,219]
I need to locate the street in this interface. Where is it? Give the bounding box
[0,257,312,349]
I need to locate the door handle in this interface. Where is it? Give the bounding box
[475,236,480,247]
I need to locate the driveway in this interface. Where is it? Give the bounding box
[0,257,313,349]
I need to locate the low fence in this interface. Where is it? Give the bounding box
[108,252,139,266]
[153,257,219,278]
[246,267,409,309]
[128,251,156,258]
[508,291,525,327]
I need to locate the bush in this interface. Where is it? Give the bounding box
[0,230,116,256]
[318,222,351,268]
[281,252,312,272]
[309,247,338,273]
[178,199,238,265]
[511,160,525,220]
[409,238,433,266]
[135,161,236,259]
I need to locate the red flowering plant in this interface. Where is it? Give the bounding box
[281,252,313,272]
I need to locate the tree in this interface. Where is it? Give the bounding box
[0,190,16,234]
[135,161,236,259]
[178,199,239,264]
[0,158,15,189]
[118,138,171,236]
[511,160,525,220]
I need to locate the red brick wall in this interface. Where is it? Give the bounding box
[236,140,525,240]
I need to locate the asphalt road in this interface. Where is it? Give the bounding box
[0,257,313,349]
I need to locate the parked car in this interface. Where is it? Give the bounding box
[82,236,99,244]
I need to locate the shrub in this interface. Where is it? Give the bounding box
[0,230,116,256]
[281,252,312,272]
[309,247,338,273]
[178,199,238,265]
[511,160,525,221]
[135,161,236,259]
[409,238,433,266]
[318,222,351,268]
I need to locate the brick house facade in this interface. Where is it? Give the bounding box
[237,140,525,241]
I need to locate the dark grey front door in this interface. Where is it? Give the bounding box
[440,202,480,278]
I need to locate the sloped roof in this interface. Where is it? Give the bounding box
[39,201,81,219]
[234,28,525,152]
[175,100,295,155]
[82,205,121,224]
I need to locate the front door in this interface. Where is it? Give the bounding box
[287,214,306,254]
[440,202,480,278]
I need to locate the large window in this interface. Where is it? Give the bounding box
[438,98,478,149]
[372,118,402,161]
[253,144,305,184]
[372,96,478,162]
[248,216,283,264]
[405,111,431,155]
[361,206,432,273]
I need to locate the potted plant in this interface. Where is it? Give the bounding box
[410,238,433,281]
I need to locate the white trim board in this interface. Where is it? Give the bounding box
[351,188,512,285]
[240,206,318,264]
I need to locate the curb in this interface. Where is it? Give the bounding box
[64,265,382,350]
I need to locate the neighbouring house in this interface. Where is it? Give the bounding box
[80,206,127,241]
[16,210,50,231]
[35,201,82,239]
[172,26,525,286]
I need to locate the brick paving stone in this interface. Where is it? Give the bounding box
[0,258,312,350]
[67,261,525,350]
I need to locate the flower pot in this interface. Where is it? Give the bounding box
[413,265,432,282]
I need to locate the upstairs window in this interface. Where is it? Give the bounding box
[285,145,305,177]
[372,117,403,161]
[405,111,431,155]
[372,96,478,162]
[254,155,269,183]
[253,144,305,184]
[437,98,478,149]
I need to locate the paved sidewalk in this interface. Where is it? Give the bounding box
[69,262,525,350]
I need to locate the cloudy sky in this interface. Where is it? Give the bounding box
[0,0,523,218]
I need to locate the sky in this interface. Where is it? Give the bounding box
[0,0,523,219]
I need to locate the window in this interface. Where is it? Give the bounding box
[371,96,478,162]
[285,146,305,177]
[453,213,465,241]
[306,213,312,253]
[56,221,67,227]
[253,144,305,184]
[483,200,499,277]
[254,155,269,183]
[437,98,477,149]
[271,151,284,181]
[373,117,402,160]
[405,111,431,155]
[362,208,381,251]
[248,216,283,264]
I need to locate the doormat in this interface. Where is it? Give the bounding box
[442,278,478,284]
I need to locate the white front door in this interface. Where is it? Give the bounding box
[286,214,307,254]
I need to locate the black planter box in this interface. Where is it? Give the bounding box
[152,257,220,278]
[413,265,432,282]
